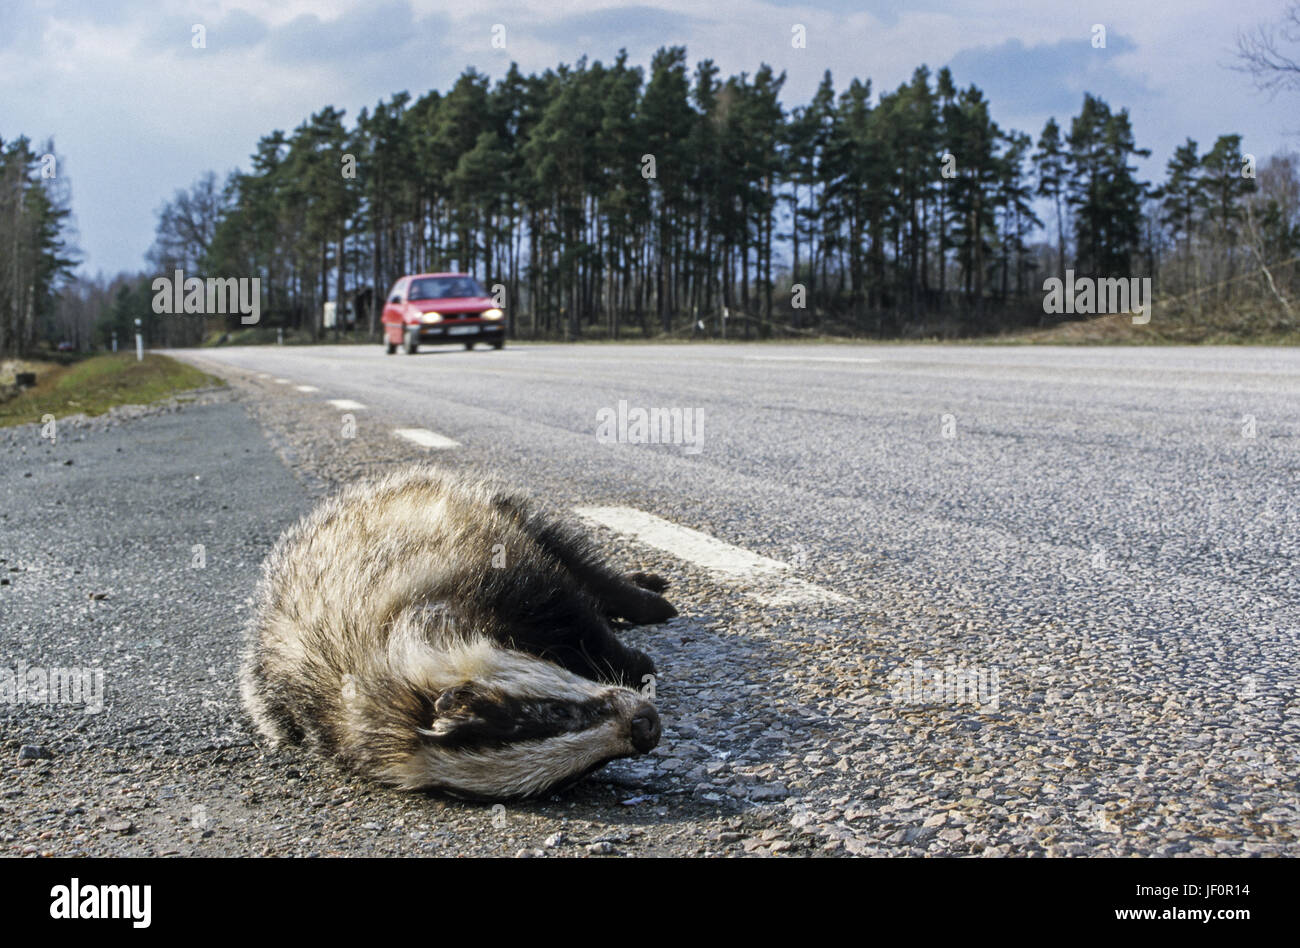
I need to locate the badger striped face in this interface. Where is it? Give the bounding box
[382,643,660,799]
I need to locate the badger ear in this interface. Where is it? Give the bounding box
[421,683,483,740]
[434,683,476,715]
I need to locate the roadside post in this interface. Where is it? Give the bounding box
[111,332,117,353]
[134,318,143,362]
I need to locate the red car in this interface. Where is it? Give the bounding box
[381,273,506,354]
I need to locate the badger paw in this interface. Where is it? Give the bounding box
[627,571,670,594]
[623,589,677,625]
[618,649,658,691]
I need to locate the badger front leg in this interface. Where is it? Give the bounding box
[493,495,678,625]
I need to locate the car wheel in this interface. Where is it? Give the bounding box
[386,340,397,355]
[463,340,475,350]
[404,331,418,355]
[491,339,505,350]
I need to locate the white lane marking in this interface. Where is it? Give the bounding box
[393,428,460,449]
[743,356,882,364]
[273,378,290,384]
[256,373,271,379]
[295,385,320,392]
[327,399,366,410]
[576,507,785,575]
[573,506,851,607]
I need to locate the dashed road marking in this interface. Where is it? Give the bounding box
[743,356,882,365]
[327,399,366,410]
[573,506,851,607]
[273,378,290,384]
[393,428,460,450]
[295,385,320,392]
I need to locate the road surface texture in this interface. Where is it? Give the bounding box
[2,341,1296,857]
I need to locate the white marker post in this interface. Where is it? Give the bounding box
[134,318,143,362]
[111,332,117,353]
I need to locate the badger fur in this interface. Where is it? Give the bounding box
[240,465,676,799]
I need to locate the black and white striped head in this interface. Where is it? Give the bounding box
[384,640,660,799]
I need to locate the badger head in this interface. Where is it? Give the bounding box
[381,641,660,799]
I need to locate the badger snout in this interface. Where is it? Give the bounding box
[629,702,661,753]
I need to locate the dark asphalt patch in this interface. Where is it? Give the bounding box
[1,400,309,755]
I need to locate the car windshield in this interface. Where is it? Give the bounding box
[408,277,484,301]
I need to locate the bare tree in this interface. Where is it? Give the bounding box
[146,170,229,273]
[1235,2,1300,95]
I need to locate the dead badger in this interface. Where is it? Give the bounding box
[240,465,676,799]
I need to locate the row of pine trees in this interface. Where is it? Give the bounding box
[185,49,1176,338]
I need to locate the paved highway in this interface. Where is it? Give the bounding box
[3,341,1296,856]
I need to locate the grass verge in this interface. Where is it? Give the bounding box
[0,353,224,429]
[988,313,1300,345]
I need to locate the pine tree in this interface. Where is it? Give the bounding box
[1066,94,1150,278]
[1033,117,1069,281]
[0,136,77,357]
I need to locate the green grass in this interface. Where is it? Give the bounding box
[0,353,224,428]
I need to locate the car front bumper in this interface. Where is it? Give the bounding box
[410,321,506,342]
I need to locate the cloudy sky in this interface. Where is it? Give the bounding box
[2,0,1295,277]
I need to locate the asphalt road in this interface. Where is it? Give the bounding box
[185,341,1299,630]
[3,341,1297,856]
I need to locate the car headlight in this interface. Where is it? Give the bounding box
[482,308,504,320]
[420,311,443,324]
